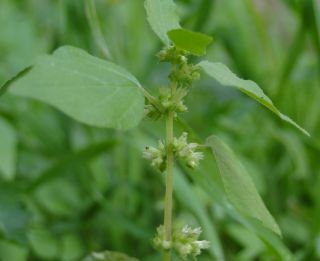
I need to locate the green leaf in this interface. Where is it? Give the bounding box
[144,0,180,45]
[61,234,84,261]
[168,28,212,56]
[2,46,144,130]
[0,240,28,261]
[206,135,281,236]
[245,218,293,260]
[0,118,17,181]
[28,227,59,260]
[28,139,116,191]
[198,61,310,136]
[0,186,29,242]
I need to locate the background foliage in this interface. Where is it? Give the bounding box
[0,0,319,260]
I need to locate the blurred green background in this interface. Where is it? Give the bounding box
[0,0,319,260]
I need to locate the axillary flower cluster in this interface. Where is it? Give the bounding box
[143,46,204,172]
[153,225,210,260]
[143,132,203,172]
[143,45,209,260]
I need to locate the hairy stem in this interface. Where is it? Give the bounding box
[163,82,176,261]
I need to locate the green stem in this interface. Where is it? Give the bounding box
[163,82,176,261]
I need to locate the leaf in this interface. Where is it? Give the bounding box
[28,139,116,191]
[144,0,180,45]
[34,179,84,218]
[0,240,28,261]
[227,224,264,260]
[227,211,293,260]
[245,218,293,260]
[167,28,212,56]
[2,46,144,130]
[198,61,310,136]
[0,118,17,181]
[0,186,29,242]
[61,234,84,261]
[28,227,59,260]
[206,135,281,236]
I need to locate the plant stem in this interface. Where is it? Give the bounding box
[163,82,176,261]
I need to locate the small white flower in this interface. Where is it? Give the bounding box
[176,242,192,259]
[181,225,191,234]
[195,240,210,249]
[172,133,203,169]
[191,227,202,237]
[173,225,209,260]
[92,252,105,259]
[162,240,171,250]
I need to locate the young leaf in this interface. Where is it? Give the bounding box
[0,118,17,181]
[1,46,144,130]
[199,61,310,136]
[144,0,180,45]
[206,135,281,236]
[168,28,213,56]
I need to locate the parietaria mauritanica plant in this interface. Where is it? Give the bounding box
[0,0,310,260]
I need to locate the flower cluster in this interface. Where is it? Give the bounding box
[153,225,209,260]
[169,62,200,88]
[143,132,203,172]
[157,46,187,64]
[173,132,203,169]
[173,226,210,260]
[142,140,166,172]
[145,46,201,120]
[152,225,171,251]
[157,45,200,88]
[159,87,188,112]
[144,86,188,120]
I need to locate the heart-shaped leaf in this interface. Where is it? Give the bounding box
[1,46,145,130]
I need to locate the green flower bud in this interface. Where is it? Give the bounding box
[157,46,186,64]
[169,63,200,87]
[156,87,188,114]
